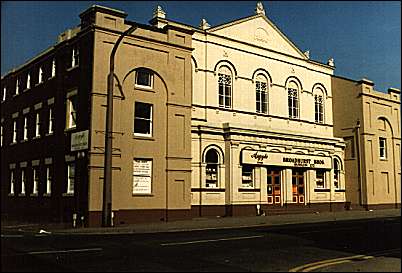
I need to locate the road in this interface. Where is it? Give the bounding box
[1,217,400,272]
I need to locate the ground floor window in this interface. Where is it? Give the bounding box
[242,165,254,188]
[315,170,325,188]
[205,149,219,188]
[67,163,75,194]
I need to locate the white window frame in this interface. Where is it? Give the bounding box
[38,67,43,84]
[51,59,56,78]
[26,73,31,90]
[67,163,75,194]
[48,108,54,134]
[32,167,39,195]
[133,102,153,137]
[21,169,26,195]
[10,170,15,195]
[334,159,340,189]
[255,74,268,114]
[23,116,28,140]
[379,137,387,159]
[241,165,255,188]
[2,86,5,101]
[1,125,3,146]
[16,78,19,95]
[45,166,52,195]
[288,87,299,119]
[218,68,232,109]
[316,170,325,189]
[135,69,153,89]
[35,112,40,137]
[205,149,220,188]
[12,120,17,143]
[314,94,324,123]
[67,96,77,129]
[72,47,79,68]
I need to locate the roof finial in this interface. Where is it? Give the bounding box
[153,5,166,19]
[199,18,210,30]
[255,1,265,15]
[327,57,335,67]
[304,50,310,59]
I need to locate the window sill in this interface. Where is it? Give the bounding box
[10,142,17,146]
[134,85,154,92]
[23,88,30,92]
[8,193,15,197]
[43,193,52,197]
[191,188,225,192]
[238,188,260,192]
[65,127,77,133]
[21,139,29,143]
[30,193,38,197]
[35,82,44,87]
[66,65,79,72]
[132,194,154,197]
[18,193,26,197]
[48,76,56,80]
[335,189,346,192]
[314,188,330,192]
[133,134,154,141]
[62,193,74,197]
[46,132,54,136]
[379,158,388,161]
[32,136,41,140]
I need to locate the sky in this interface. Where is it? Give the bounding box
[1,1,401,92]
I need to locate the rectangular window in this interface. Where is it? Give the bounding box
[288,88,299,119]
[12,120,17,143]
[32,168,39,195]
[21,169,26,195]
[1,125,3,146]
[2,87,5,101]
[314,95,324,123]
[16,78,19,95]
[135,69,153,88]
[67,163,75,194]
[242,165,254,188]
[205,165,218,188]
[134,102,152,136]
[45,166,52,195]
[218,73,232,108]
[379,137,387,159]
[316,170,325,188]
[48,108,54,134]
[51,59,56,78]
[38,67,43,84]
[10,170,15,195]
[67,96,77,129]
[23,116,28,140]
[26,73,31,90]
[256,80,268,114]
[133,159,152,194]
[72,47,79,67]
[35,113,40,137]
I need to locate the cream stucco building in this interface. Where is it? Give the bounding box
[151,2,346,217]
[332,77,401,210]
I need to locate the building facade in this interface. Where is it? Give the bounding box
[332,76,401,210]
[1,5,194,226]
[150,3,346,217]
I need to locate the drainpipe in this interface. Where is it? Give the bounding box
[198,125,202,217]
[355,120,364,208]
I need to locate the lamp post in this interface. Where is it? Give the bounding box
[102,24,137,227]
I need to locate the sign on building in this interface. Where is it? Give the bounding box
[133,159,152,194]
[71,130,89,151]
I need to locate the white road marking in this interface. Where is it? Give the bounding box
[27,248,103,255]
[161,235,264,246]
[1,234,24,238]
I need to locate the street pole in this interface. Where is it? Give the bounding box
[102,24,137,227]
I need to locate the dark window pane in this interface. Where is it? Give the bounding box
[135,102,151,119]
[136,70,152,86]
[134,119,150,134]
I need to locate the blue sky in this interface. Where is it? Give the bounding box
[1,1,400,92]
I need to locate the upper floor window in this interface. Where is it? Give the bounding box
[218,66,232,108]
[51,58,56,78]
[45,166,52,195]
[38,67,43,84]
[334,159,340,189]
[35,113,41,137]
[0,125,3,146]
[67,163,75,194]
[2,86,6,102]
[12,120,18,143]
[242,165,254,188]
[316,170,325,188]
[23,116,28,141]
[10,170,15,195]
[135,69,153,88]
[314,94,324,123]
[255,74,268,114]
[71,46,79,68]
[205,148,219,188]
[32,167,39,195]
[134,102,153,137]
[287,82,299,119]
[21,169,26,195]
[16,78,20,95]
[26,73,31,90]
[48,108,54,134]
[67,95,77,129]
[379,137,387,159]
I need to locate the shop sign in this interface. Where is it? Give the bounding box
[242,150,331,169]
[71,130,89,151]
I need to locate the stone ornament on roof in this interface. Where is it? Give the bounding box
[255,1,266,15]
[200,18,210,30]
[327,58,335,67]
[153,5,166,19]
[304,50,310,59]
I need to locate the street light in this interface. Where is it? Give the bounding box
[102,24,137,227]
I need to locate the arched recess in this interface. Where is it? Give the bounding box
[214,60,238,78]
[285,76,303,92]
[312,83,328,98]
[202,144,224,164]
[191,56,198,71]
[123,66,169,98]
[252,68,273,84]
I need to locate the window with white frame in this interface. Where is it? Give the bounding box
[316,170,325,188]
[2,86,5,101]
[12,120,17,143]
[314,94,324,123]
[288,82,299,119]
[16,78,19,95]
[32,167,39,195]
[334,159,340,189]
[26,73,31,90]
[134,102,152,136]
[67,163,75,194]
[51,59,56,78]
[21,169,26,195]
[67,95,77,129]
[1,125,3,146]
[10,170,15,195]
[205,149,219,188]
[379,137,387,159]
[242,165,254,188]
[218,66,232,108]
[133,159,152,194]
[35,113,40,137]
[135,69,153,88]
[45,166,52,195]
[255,74,268,114]
[48,108,54,134]
[23,116,28,140]
[71,46,79,67]
[38,67,43,84]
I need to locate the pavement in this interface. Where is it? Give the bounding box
[2,208,400,235]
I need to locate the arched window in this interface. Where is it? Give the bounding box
[205,149,219,188]
[288,81,299,119]
[314,87,324,123]
[218,66,232,108]
[255,74,268,114]
[334,158,341,189]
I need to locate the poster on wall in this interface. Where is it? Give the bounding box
[133,159,152,194]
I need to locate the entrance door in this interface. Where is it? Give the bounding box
[292,169,305,204]
[267,169,281,204]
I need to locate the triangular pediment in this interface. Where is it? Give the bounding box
[207,14,307,59]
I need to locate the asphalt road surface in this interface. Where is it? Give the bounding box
[1,217,400,272]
